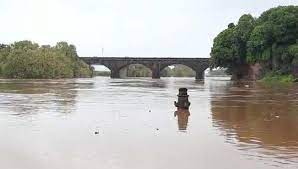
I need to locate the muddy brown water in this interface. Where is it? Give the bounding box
[0,77,297,169]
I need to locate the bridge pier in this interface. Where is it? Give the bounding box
[150,63,161,79]
[152,69,161,79]
[195,70,205,80]
[111,69,120,78]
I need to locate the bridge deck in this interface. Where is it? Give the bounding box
[80,57,209,61]
[79,57,210,80]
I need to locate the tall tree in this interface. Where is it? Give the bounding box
[211,6,298,79]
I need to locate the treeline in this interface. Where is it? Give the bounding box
[161,65,195,77]
[94,64,195,77]
[94,71,110,76]
[127,64,152,77]
[210,6,298,80]
[0,41,92,78]
[125,64,195,77]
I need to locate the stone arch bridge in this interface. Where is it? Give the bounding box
[80,57,210,80]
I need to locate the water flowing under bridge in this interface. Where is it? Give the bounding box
[80,57,210,80]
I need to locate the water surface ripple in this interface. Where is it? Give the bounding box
[0,77,297,169]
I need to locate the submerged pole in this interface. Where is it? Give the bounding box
[174,88,191,110]
[174,88,191,131]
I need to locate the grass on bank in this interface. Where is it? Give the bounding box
[260,72,297,84]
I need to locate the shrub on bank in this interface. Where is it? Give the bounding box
[261,72,296,83]
[0,41,92,79]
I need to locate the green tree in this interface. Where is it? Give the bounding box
[127,64,151,77]
[247,6,298,71]
[161,67,172,77]
[210,6,298,80]
[0,41,92,79]
[210,25,237,71]
[172,65,195,77]
[211,15,255,72]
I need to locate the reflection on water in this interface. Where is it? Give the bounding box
[0,77,297,169]
[109,78,167,88]
[0,79,92,115]
[174,109,190,131]
[211,82,298,165]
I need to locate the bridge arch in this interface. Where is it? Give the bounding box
[161,64,196,77]
[88,63,112,77]
[159,61,209,79]
[118,63,152,78]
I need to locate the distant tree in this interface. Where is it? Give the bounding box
[161,67,172,77]
[127,64,151,77]
[161,65,195,77]
[172,65,195,77]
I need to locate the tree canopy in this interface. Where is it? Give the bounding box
[210,6,298,77]
[0,41,92,78]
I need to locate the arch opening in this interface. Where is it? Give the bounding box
[119,64,152,78]
[161,64,196,77]
[91,65,111,77]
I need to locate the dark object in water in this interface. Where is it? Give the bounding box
[94,131,99,134]
[174,88,191,109]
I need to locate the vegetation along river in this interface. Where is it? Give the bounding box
[0,77,297,169]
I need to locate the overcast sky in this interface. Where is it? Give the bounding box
[0,0,297,57]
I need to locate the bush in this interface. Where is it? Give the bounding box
[0,41,92,79]
[261,72,295,83]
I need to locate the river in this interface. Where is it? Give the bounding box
[0,77,297,169]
